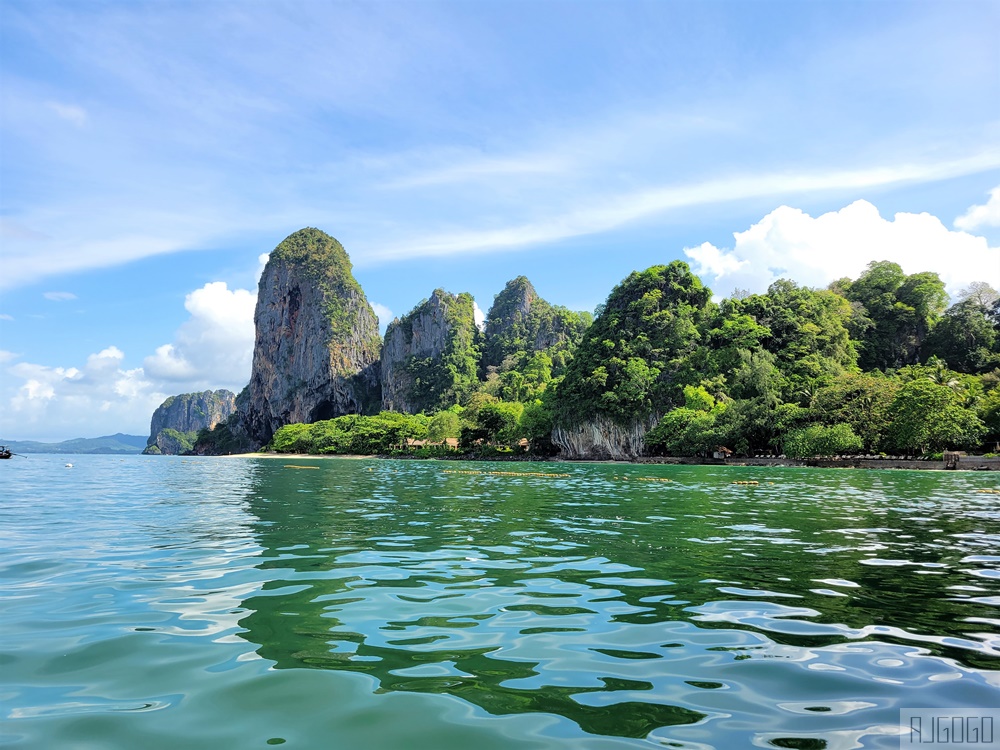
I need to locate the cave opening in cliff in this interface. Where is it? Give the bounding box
[310,400,336,422]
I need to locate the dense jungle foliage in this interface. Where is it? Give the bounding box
[262,263,1000,458]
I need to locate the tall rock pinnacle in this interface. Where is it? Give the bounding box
[238,228,381,445]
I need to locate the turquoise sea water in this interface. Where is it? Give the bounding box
[1,455,998,749]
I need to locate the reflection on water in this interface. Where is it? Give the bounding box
[237,459,1000,746]
[1,455,998,749]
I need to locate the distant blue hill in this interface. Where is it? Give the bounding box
[3,433,148,455]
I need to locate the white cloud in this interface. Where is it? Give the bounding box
[383,152,570,189]
[3,347,165,440]
[2,232,199,291]
[683,199,1000,298]
[43,291,77,301]
[955,186,1000,231]
[370,302,393,333]
[46,101,88,126]
[365,150,1000,263]
[473,300,486,331]
[1,281,257,441]
[0,314,13,321]
[143,282,256,391]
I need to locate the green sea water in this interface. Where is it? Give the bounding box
[1,455,998,749]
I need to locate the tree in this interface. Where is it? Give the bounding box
[812,372,901,452]
[474,401,524,446]
[553,261,713,426]
[838,261,947,371]
[645,385,729,456]
[924,299,1000,374]
[884,380,984,453]
[427,409,462,441]
[645,407,721,456]
[958,282,1000,310]
[726,280,857,394]
[784,423,863,457]
[978,387,1000,450]
[519,400,557,455]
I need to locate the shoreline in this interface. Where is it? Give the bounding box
[217,451,1000,472]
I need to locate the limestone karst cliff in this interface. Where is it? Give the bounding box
[380,289,481,414]
[143,389,236,454]
[551,414,660,460]
[482,276,591,375]
[237,228,382,446]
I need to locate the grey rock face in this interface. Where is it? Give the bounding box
[380,289,478,414]
[382,292,448,413]
[238,228,382,446]
[144,389,236,454]
[551,414,660,460]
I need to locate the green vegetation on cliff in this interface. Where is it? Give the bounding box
[551,260,997,457]
[552,261,712,426]
[482,276,592,390]
[270,227,373,340]
[401,290,482,412]
[227,227,999,460]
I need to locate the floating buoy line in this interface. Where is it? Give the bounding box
[284,465,320,470]
[614,476,672,483]
[975,488,1000,494]
[442,469,571,478]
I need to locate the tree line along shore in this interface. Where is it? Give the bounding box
[173,229,1000,466]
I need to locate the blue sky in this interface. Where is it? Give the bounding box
[1,0,998,441]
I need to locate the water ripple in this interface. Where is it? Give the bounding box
[1,456,998,749]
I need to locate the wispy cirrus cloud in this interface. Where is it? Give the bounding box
[46,101,88,126]
[43,291,77,301]
[363,149,1000,262]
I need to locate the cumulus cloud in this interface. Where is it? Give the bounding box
[1,280,258,441]
[955,186,1000,231]
[473,300,486,331]
[143,282,256,391]
[43,291,77,301]
[3,345,165,440]
[683,199,1000,298]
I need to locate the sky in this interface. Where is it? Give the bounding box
[1,0,998,442]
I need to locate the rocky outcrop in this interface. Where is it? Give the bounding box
[143,389,236,454]
[237,228,382,447]
[552,414,660,460]
[145,429,195,456]
[381,289,480,414]
[482,276,591,373]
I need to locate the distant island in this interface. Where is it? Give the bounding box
[4,433,148,455]
[140,227,999,464]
